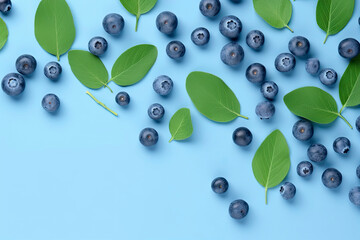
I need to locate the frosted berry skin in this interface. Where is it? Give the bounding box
[275,53,296,72]
[166,41,186,59]
[44,62,62,80]
[16,54,37,75]
[246,30,265,50]
[221,42,244,66]
[288,36,310,57]
[139,128,159,147]
[333,137,351,155]
[232,127,253,146]
[191,27,210,46]
[153,75,173,96]
[319,68,337,86]
[356,165,360,179]
[280,182,296,200]
[261,81,278,100]
[307,144,327,163]
[356,116,360,132]
[338,38,360,59]
[246,63,266,84]
[0,0,11,14]
[156,11,178,35]
[148,103,165,121]
[229,199,249,219]
[219,15,242,39]
[255,101,275,120]
[103,13,124,35]
[297,161,313,177]
[306,58,320,75]
[349,187,360,206]
[115,92,130,106]
[292,119,314,141]
[42,94,60,113]
[88,37,108,56]
[199,0,221,17]
[211,177,229,194]
[1,73,25,97]
[322,168,342,189]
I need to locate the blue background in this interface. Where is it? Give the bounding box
[0,0,359,239]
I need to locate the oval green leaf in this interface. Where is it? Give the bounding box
[186,71,248,122]
[252,130,290,204]
[253,0,293,32]
[110,44,157,87]
[169,108,193,143]
[119,0,157,31]
[68,50,112,92]
[316,0,355,43]
[34,0,76,60]
[0,17,8,50]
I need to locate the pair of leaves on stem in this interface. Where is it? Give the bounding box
[68,44,158,92]
[119,0,157,31]
[0,17,8,50]
[34,0,76,60]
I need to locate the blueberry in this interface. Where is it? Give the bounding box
[333,137,351,155]
[88,37,108,56]
[1,73,25,96]
[255,101,275,120]
[230,0,241,2]
[220,42,244,66]
[246,30,265,50]
[275,53,296,72]
[191,27,210,46]
[261,81,278,100]
[305,58,320,75]
[211,177,229,194]
[219,15,242,39]
[139,128,159,147]
[319,68,337,86]
[356,116,360,132]
[115,91,130,106]
[156,11,178,35]
[338,38,360,59]
[292,119,314,141]
[229,199,249,219]
[246,63,266,84]
[199,0,221,17]
[166,41,186,59]
[280,182,296,200]
[322,168,342,189]
[42,94,60,113]
[103,13,124,35]
[356,165,360,179]
[307,144,327,163]
[349,187,360,206]
[297,161,313,177]
[153,75,173,96]
[44,62,62,80]
[0,0,11,14]
[16,54,37,75]
[148,103,165,121]
[232,127,253,146]
[288,36,310,57]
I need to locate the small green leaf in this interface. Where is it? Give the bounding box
[186,71,248,122]
[110,44,157,86]
[119,0,157,31]
[0,17,8,50]
[252,130,290,204]
[68,50,112,92]
[169,108,193,143]
[34,0,76,60]
[316,0,355,43]
[339,54,360,112]
[253,0,293,32]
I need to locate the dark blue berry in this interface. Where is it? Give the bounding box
[211,177,229,194]
[42,94,60,113]
[139,128,159,147]
[322,168,342,189]
[148,103,165,121]
[333,137,351,155]
[338,38,360,59]
[1,73,25,96]
[229,199,249,219]
[232,127,253,146]
[191,27,210,46]
[246,63,266,84]
[219,15,242,39]
[199,0,221,17]
[44,62,62,80]
[356,116,360,132]
[261,81,278,100]
[103,13,124,35]
[297,161,313,177]
[292,119,314,141]
[305,58,320,75]
[153,75,173,96]
[356,165,360,179]
[0,0,11,14]
[288,36,310,57]
[246,30,265,50]
[88,37,108,56]
[115,91,130,106]
[319,68,337,86]
[275,53,296,72]
[156,11,178,35]
[166,41,186,59]
[255,101,275,120]
[307,144,327,162]
[349,187,360,206]
[280,182,296,200]
[16,54,37,75]
[220,42,244,66]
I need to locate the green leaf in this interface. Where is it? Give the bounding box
[0,17,8,50]
[252,130,290,204]
[169,108,193,143]
[68,50,112,92]
[316,0,355,43]
[186,71,248,122]
[119,0,157,31]
[34,0,76,60]
[110,44,157,86]
[253,0,293,32]
[339,54,360,112]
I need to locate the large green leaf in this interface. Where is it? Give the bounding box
[252,130,290,204]
[34,0,76,60]
[110,44,157,86]
[68,50,112,92]
[0,17,8,50]
[119,0,157,31]
[316,0,355,43]
[186,71,248,122]
[169,108,193,143]
[253,0,293,32]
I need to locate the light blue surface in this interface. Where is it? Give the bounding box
[0,0,360,239]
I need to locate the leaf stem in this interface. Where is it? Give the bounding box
[236,113,249,120]
[103,83,113,93]
[337,113,353,129]
[57,54,60,61]
[285,25,294,33]
[339,105,346,114]
[135,15,140,32]
[169,137,174,143]
[265,188,268,205]
[86,91,118,117]
[324,34,329,44]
